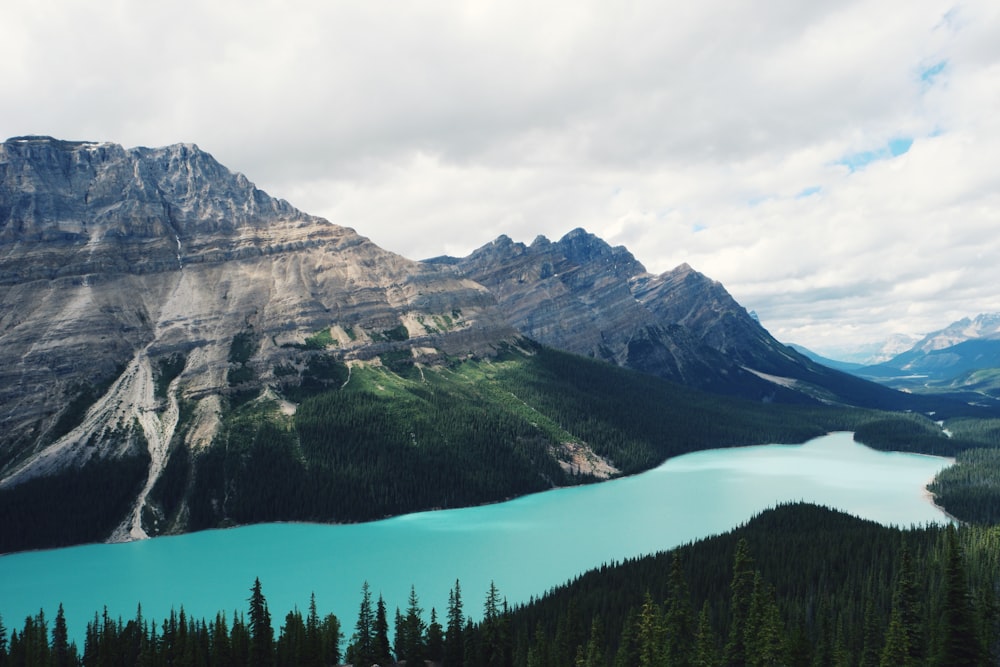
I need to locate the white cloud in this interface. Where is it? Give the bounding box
[2,0,999,357]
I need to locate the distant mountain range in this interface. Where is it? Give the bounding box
[0,136,988,550]
[794,313,1000,406]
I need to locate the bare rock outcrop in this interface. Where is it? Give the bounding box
[0,137,515,519]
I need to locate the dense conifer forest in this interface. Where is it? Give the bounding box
[2,504,997,666]
[4,344,1000,553]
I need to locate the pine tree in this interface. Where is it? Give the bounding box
[427,607,445,663]
[445,579,466,667]
[52,603,73,667]
[693,602,719,667]
[723,538,755,667]
[231,611,251,666]
[637,591,665,667]
[320,612,342,666]
[276,608,305,667]
[248,578,274,667]
[401,586,427,664]
[744,574,784,667]
[578,616,605,667]
[859,599,882,667]
[614,609,640,667]
[211,612,232,667]
[664,551,695,667]
[482,581,506,667]
[881,544,920,667]
[303,594,322,667]
[375,594,392,665]
[935,525,982,666]
[0,613,8,667]
[346,581,376,667]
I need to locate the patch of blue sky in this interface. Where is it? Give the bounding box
[836,137,913,172]
[796,185,822,198]
[920,60,947,85]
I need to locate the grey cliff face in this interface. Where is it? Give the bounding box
[436,228,821,396]
[0,137,514,528]
[0,136,910,545]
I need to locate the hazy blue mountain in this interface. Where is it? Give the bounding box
[787,344,867,374]
[855,314,1000,403]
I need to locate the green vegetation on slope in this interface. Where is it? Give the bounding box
[7,342,1000,553]
[187,344,872,529]
[496,502,1000,666]
[0,454,149,554]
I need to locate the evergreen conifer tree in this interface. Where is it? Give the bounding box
[375,594,392,665]
[320,613,342,666]
[859,599,882,667]
[638,590,666,667]
[400,585,427,664]
[347,581,376,666]
[0,613,7,666]
[664,551,695,667]
[427,607,445,663]
[52,603,73,667]
[935,525,982,666]
[248,578,274,667]
[445,579,466,667]
[723,538,755,667]
[303,594,321,667]
[580,616,605,667]
[693,601,719,667]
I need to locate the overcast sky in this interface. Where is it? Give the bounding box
[3,1,999,357]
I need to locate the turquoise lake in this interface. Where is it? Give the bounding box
[0,432,952,644]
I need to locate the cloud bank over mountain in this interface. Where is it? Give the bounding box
[3,0,998,354]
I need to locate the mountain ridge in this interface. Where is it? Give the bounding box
[0,136,517,540]
[0,136,986,550]
[429,228,949,412]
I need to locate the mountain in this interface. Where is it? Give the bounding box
[0,136,982,552]
[856,313,1000,403]
[427,230,941,411]
[787,344,866,374]
[0,135,519,540]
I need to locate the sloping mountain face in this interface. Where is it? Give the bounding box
[787,344,867,374]
[0,136,515,538]
[2,136,982,552]
[428,230,927,409]
[909,313,1000,354]
[856,314,1000,404]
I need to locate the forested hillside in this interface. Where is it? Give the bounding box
[6,340,1000,554]
[3,504,997,666]
[0,343,849,553]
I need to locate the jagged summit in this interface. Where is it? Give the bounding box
[440,229,924,408]
[0,138,515,530]
[0,136,962,550]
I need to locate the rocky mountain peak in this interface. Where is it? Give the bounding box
[553,228,646,275]
[0,139,516,510]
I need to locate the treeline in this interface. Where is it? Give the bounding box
[502,503,1000,666]
[0,580,342,667]
[3,504,998,666]
[929,448,1000,524]
[0,454,148,554]
[7,344,1000,553]
[185,346,869,530]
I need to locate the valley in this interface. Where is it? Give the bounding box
[1,136,999,664]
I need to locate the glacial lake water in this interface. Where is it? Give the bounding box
[0,432,952,644]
